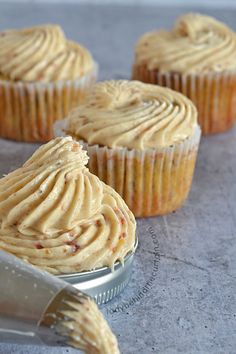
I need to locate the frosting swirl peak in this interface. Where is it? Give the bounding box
[0,137,136,274]
[134,13,236,73]
[65,80,198,149]
[0,24,95,82]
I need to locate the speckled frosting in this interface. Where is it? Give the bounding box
[0,24,95,82]
[61,296,120,354]
[134,13,236,74]
[0,137,136,274]
[64,80,198,149]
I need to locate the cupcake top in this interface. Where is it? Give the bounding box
[0,24,95,83]
[64,80,198,149]
[0,137,136,274]
[134,13,236,74]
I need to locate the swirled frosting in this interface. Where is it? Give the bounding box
[0,137,136,274]
[134,13,236,73]
[0,25,95,82]
[64,80,198,149]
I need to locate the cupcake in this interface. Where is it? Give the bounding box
[0,25,97,142]
[132,13,236,135]
[0,137,136,274]
[59,80,201,217]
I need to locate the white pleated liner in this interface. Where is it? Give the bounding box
[54,120,201,217]
[132,64,236,135]
[0,64,98,142]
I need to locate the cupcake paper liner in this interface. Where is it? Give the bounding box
[0,64,98,143]
[54,120,201,217]
[132,64,236,135]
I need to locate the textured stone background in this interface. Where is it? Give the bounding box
[0,3,235,354]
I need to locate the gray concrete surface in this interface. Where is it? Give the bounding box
[0,3,235,354]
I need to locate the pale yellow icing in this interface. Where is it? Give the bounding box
[60,296,120,354]
[0,137,136,274]
[64,80,198,149]
[134,13,236,73]
[0,25,95,82]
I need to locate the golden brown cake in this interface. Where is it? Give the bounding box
[0,25,97,142]
[60,80,201,217]
[132,13,236,135]
[0,137,136,274]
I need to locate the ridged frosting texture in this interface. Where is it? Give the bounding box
[134,13,236,73]
[64,80,198,149]
[0,137,136,274]
[60,296,120,354]
[0,24,95,82]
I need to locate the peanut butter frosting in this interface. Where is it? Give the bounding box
[134,13,236,74]
[0,25,95,82]
[64,80,198,149]
[0,137,136,274]
[59,295,120,354]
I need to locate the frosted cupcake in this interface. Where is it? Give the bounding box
[0,137,136,274]
[132,13,236,135]
[59,80,201,217]
[0,25,97,142]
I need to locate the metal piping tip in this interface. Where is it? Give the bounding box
[40,286,120,354]
[0,250,120,353]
